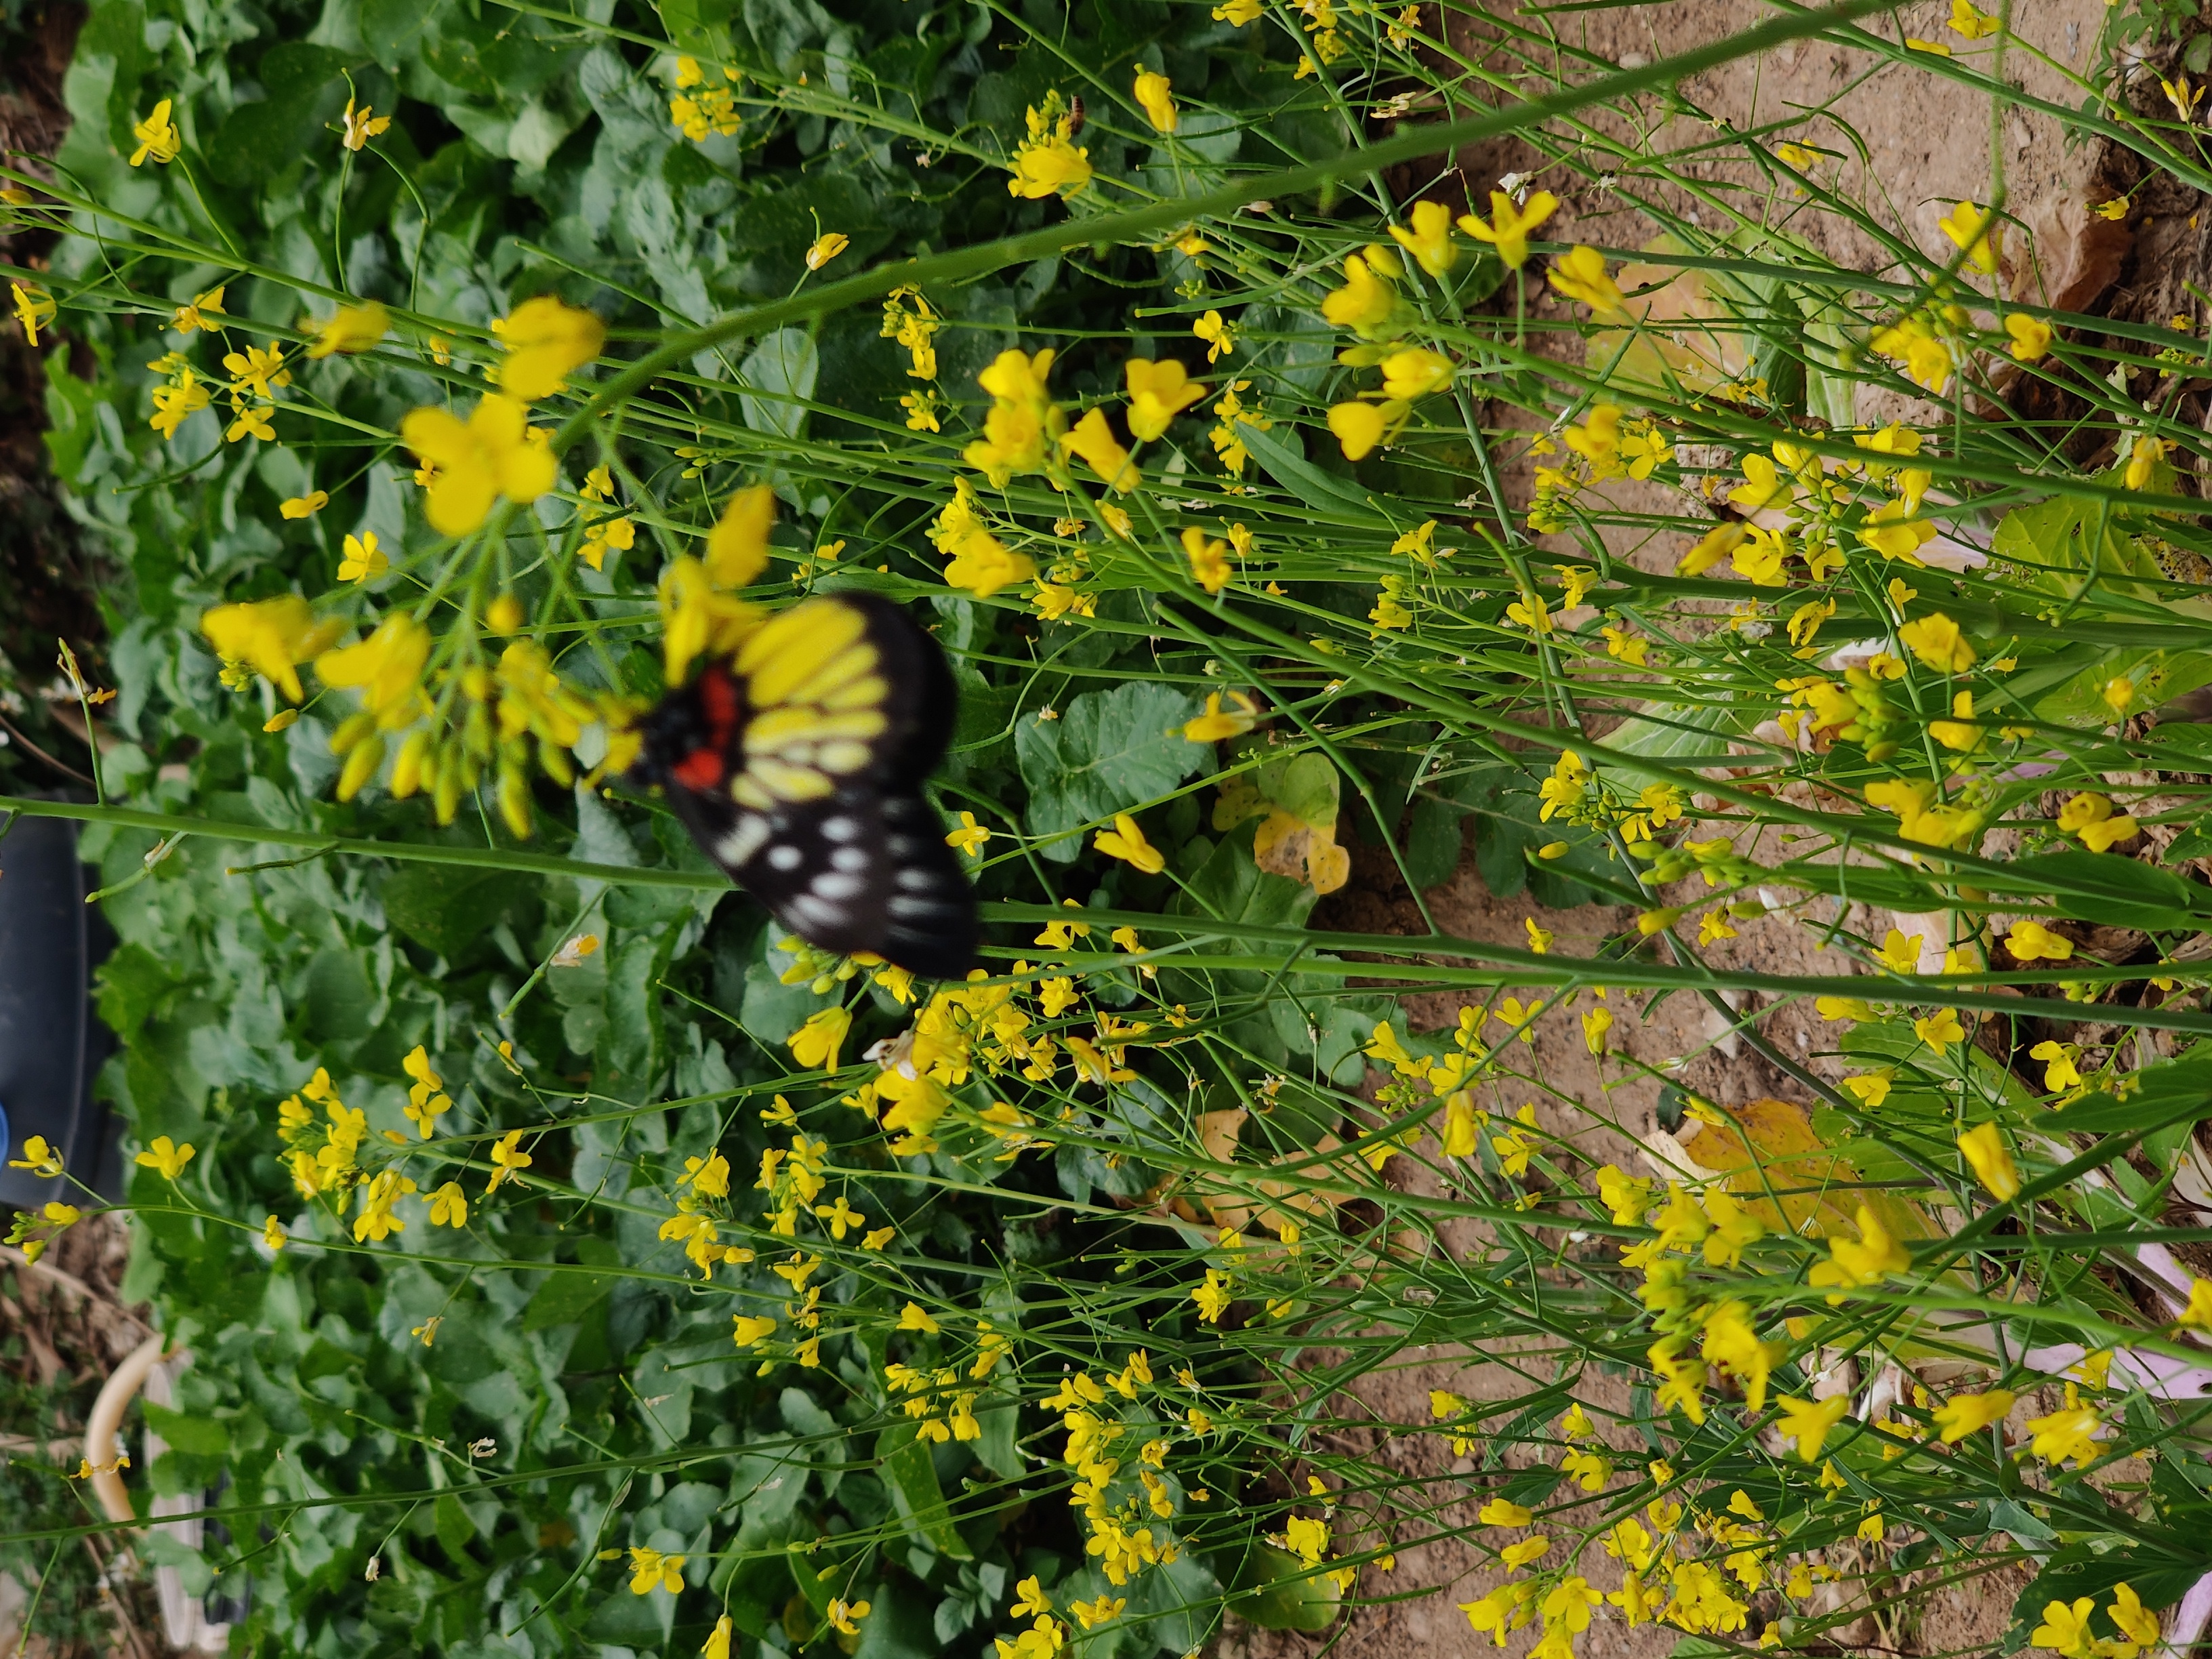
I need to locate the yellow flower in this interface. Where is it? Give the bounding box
[1095,812,1165,873]
[1957,1122,2020,1202]
[1328,398,1398,460]
[336,531,388,583]
[1126,356,1206,441]
[1546,246,1624,315]
[150,376,211,440]
[1007,102,1091,199]
[2163,73,2206,123]
[1808,1203,1912,1298]
[1939,201,1999,274]
[135,1136,196,1181]
[789,1005,853,1072]
[485,1128,533,1192]
[1010,1576,1054,1618]
[1774,1394,1849,1462]
[225,401,275,443]
[1500,1536,1551,1570]
[1182,527,1232,594]
[945,811,992,856]
[401,394,557,535]
[1388,199,1458,277]
[202,595,342,703]
[340,96,393,150]
[428,1182,470,1227]
[1457,189,1558,270]
[1191,1268,1233,1322]
[281,489,329,519]
[1322,252,1398,332]
[804,231,850,271]
[898,1301,939,1333]
[1478,1498,1532,1527]
[705,482,776,588]
[1133,69,1176,133]
[1914,1008,1965,1050]
[964,347,1063,483]
[1932,1388,2013,1443]
[2032,1598,2099,1658]
[2093,197,2129,221]
[2025,1401,2104,1467]
[1070,1595,1125,1630]
[627,1547,685,1596]
[1193,310,1234,362]
[10,281,56,346]
[1948,0,1997,36]
[263,1216,287,1250]
[1898,611,1976,673]
[7,1136,64,1178]
[733,1314,776,1347]
[1378,346,1454,401]
[2005,918,2072,962]
[1060,407,1137,492]
[1214,0,1263,20]
[304,301,390,358]
[2005,313,2052,361]
[493,296,605,401]
[2030,1039,2083,1092]
[130,98,182,166]
[1184,691,1258,741]
[316,612,430,729]
[827,1599,870,1636]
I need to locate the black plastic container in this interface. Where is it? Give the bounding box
[0,811,117,1209]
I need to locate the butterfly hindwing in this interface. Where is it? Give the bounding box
[632,594,977,977]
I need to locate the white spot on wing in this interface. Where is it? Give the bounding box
[822,816,861,842]
[831,846,868,872]
[789,893,846,929]
[814,872,863,900]
[768,844,804,871]
[718,817,771,867]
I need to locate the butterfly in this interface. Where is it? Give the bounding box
[629,592,978,979]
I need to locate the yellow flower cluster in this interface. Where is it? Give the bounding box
[668,56,741,142]
[1006,94,1091,199]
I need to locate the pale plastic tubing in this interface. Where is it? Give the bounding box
[84,1331,168,1524]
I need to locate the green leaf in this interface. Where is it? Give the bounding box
[877,1425,972,1559]
[2016,848,2212,930]
[377,863,533,958]
[1015,682,1206,860]
[1233,419,1380,523]
[209,45,361,187]
[142,1399,228,1456]
[1225,1542,1340,1632]
[739,328,819,441]
[434,1492,478,1562]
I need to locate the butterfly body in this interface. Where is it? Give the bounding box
[630,593,977,979]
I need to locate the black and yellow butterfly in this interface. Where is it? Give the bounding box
[630,594,977,979]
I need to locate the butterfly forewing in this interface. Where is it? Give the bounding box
[633,593,977,977]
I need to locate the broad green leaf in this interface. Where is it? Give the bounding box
[739,327,819,439]
[1016,682,1206,860]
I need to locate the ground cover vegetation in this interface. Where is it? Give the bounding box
[9,1,2212,1656]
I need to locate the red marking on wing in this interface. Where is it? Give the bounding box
[672,745,724,790]
[671,663,741,790]
[697,663,741,741]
